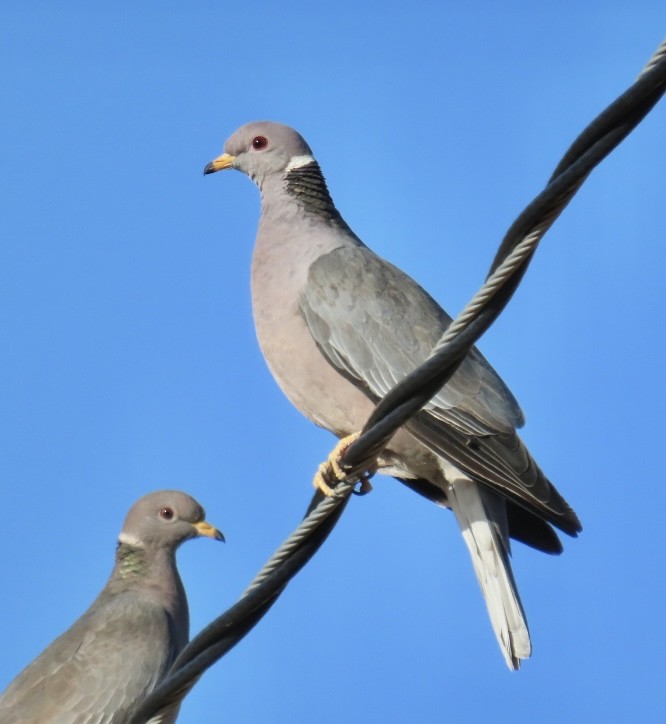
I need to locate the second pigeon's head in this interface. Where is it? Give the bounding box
[118,490,224,552]
[204,121,314,185]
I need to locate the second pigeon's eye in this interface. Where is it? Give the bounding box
[252,136,268,150]
[159,507,175,521]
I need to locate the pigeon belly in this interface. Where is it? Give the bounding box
[251,224,442,484]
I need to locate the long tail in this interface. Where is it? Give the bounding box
[445,474,531,669]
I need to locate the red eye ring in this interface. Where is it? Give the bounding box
[159,507,174,521]
[252,136,268,150]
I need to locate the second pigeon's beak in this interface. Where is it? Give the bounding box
[192,520,225,542]
[204,153,235,175]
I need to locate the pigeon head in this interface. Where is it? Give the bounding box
[118,490,224,551]
[204,121,315,184]
[0,489,223,719]
[205,121,346,225]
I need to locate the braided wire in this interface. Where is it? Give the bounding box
[433,230,545,354]
[128,37,666,724]
[639,38,666,78]
[242,483,354,596]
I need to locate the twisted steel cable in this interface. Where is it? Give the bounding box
[128,38,666,724]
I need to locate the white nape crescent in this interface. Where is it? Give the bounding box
[118,531,144,547]
[285,154,315,172]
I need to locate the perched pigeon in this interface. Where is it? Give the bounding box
[204,121,581,669]
[0,490,224,722]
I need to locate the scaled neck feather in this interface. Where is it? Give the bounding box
[283,160,350,229]
[115,541,150,580]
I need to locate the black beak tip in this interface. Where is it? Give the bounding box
[203,162,216,176]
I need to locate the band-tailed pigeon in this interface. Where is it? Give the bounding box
[0,490,224,722]
[204,121,581,669]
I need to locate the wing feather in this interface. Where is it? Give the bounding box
[300,245,580,535]
[0,594,176,723]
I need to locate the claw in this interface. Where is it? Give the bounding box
[313,460,337,496]
[355,476,374,495]
[313,433,374,496]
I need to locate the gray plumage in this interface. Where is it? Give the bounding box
[204,121,581,669]
[0,490,224,723]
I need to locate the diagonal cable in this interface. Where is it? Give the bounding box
[128,38,666,724]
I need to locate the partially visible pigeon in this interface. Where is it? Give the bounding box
[0,490,224,723]
[204,121,581,669]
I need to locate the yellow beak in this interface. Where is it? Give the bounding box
[192,520,225,542]
[203,153,235,175]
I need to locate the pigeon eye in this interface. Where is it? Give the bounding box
[159,507,174,521]
[252,136,268,150]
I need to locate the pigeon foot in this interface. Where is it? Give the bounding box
[313,433,374,496]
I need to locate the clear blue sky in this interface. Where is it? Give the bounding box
[2,4,665,722]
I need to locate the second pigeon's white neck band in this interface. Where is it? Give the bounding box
[285,154,315,172]
[118,532,144,547]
